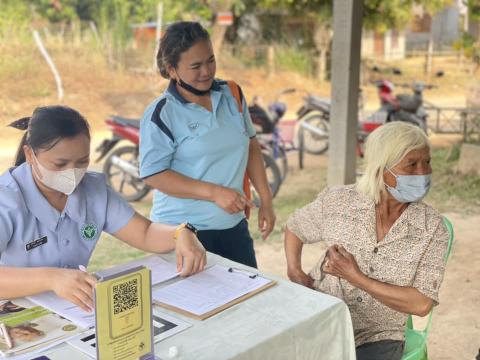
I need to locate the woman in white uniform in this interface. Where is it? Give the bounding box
[0,105,206,312]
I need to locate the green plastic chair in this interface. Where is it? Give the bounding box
[401,216,454,360]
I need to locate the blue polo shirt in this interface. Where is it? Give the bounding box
[0,163,135,269]
[139,79,256,230]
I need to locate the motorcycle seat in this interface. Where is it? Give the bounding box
[306,95,331,111]
[396,94,421,113]
[110,115,140,128]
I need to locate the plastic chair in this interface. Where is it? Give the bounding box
[401,216,454,360]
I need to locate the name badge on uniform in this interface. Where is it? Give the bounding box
[25,236,48,252]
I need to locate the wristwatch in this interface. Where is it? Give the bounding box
[174,222,198,241]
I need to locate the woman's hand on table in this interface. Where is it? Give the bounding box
[175,229,207,276]
[212,185,254,214]
[50,268,97,312]
[322,245,365,287]
[287,267,314,289]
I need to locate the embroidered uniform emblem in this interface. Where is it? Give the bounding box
[81,224,98,241]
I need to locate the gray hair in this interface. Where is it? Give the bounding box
[356,122,430,203]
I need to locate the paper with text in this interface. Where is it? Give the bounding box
[122,255,179,285]
[152,265,271,316]
[27,292,95,328]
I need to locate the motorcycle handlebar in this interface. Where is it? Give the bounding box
[392,82,438,90]
[274,88,296,100]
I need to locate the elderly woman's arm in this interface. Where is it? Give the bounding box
[354,275,433,317]
[324,245,433,316]
[284,227,314,288]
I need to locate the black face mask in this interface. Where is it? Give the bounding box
[176,77,212,96]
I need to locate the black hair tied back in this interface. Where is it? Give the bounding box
[8,105,90,167]
[8,117,31,131]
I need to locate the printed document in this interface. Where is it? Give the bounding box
[152,265,272,316]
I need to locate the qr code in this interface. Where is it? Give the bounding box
[112,278,139,315]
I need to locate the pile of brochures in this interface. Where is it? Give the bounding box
[0,299,84,357]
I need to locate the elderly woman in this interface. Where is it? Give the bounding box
[284,122,449,360]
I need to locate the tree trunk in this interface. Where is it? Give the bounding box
[210,0,232,57]
[211,20,229,56]
[313,22,330,82]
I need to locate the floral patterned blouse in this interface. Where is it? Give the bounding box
[286,185,449,346]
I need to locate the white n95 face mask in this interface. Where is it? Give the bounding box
[31,152,87,195]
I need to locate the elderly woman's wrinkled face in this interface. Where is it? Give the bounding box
[384,146,431,188]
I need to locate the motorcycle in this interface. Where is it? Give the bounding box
[96,115,150,202]
[96,115,282,202]
[373,80,435,132]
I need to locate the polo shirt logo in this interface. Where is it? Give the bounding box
[188,122,199,130]
[81,224,98,241]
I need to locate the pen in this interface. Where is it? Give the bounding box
[228,267,258,279]
[0,322,13,349]
[79,265,99,280]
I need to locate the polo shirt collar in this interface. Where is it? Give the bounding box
[64,181,87,223]
[167,79,222,104]
[13,164,86,230]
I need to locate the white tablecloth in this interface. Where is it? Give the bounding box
[37,252,356,360]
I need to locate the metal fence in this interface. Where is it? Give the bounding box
[424,102,480,140]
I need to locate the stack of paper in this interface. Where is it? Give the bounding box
[0,300,85,358]
[27,256,180,328]
[27,292,95,329]
[152,265,274,318]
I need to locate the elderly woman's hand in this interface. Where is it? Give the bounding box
[287,267,314,289]
[323,245,365,286]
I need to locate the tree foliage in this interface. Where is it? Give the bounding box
[469,0,480,21]
[253,0,452,30]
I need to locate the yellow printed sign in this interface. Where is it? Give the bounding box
[95,267,153,360]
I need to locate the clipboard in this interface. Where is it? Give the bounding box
[152,265,277,320]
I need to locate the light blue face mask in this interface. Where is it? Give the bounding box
[385,169,432,203]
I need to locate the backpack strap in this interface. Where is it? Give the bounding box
[226,80,251,219]
[226,80,243,113]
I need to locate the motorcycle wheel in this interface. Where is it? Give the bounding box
[267,141,288,181]
[277,145,288,181]
[300,113,330,155]
[251,152,282,206]
[103,146,151,202]
[298,125,305,169]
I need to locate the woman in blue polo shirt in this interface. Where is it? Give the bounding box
[140,21,276,268]
[0,105,206,312]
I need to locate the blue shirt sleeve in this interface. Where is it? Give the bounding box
[241,89,256,138]
[103,185,136,235]
[0,188,15,253]
[139,100,176,178]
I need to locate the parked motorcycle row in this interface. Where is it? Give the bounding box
[96,72,437,203]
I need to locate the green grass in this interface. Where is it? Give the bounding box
[426,147,480,213]
[275,46,314,77]
[88,148,479,271]
[249,164,327,244]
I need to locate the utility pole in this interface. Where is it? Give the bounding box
[327,0,363,186]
